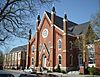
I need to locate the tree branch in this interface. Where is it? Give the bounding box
[0,36,8,41]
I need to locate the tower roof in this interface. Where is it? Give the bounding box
[52,6,55,12]
[64,13,67,19]
[37,14,40,20]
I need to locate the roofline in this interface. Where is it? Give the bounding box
[38,11,52,30]
[10,44,27,53]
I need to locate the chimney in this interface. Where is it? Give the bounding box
[36,14,40,31]
[51,6,56,24]
[63,13,68,33]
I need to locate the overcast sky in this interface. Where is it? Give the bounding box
[3,0,99,52]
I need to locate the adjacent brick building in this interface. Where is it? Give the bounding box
[94,39,100,70]
[4,45,27,70]
[71,21,100,70]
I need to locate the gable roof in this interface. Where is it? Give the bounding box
[45,11,78,30]
[71,21,100,39]
[71,21,90,35]
[41,11,99,39]
[10,45,27,53]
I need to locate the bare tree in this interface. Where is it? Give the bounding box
[0,51,4,69]
[0,0,58,46]
[90,0,100,37]
[90,12,100,40]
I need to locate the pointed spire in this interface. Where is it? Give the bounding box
[29,29,31,34]
[29,29,31,40]
[37,13,40,21]
[51,5,56,24]
[52,6,55,12]
[36,13,40,31]
[52,3,55,12]
[63,12,68,33]
[64,13,67,19]
[63,11,67,20]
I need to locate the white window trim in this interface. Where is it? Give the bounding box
[32,45,35,52]
[42,28,48,38]
[32,57,34,65]
[69,41,73,50]
[57,54,62,58]
[58,39,62,50]
[57,54,62,65]
[70,54,73,66]
[78,54,83,66]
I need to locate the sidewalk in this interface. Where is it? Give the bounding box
[4,69,25,73]
[4,69,100,77]
[48,72,100,77]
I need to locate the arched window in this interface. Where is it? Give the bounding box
[32,58,34,65]
[70,54,73,65]
[69,41,73,50]
[32,45,35,52]
[78,54,83,66]
[58,39,62,50]
[58,55,61,64]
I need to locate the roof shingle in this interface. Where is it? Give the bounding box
[45,11,78,30]
[10,45,27,53]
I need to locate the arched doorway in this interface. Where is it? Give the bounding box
[42,55,47,67]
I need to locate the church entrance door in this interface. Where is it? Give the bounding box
[42,55,47,67]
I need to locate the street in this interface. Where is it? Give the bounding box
[0,70,24,77]
[0,70,99,77]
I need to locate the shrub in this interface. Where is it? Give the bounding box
[79,73,83,75]
[88,66,95,75]
[61,70,66,74]
[47,70,52,73]
[54,64,61,72]
[43,67,48,70]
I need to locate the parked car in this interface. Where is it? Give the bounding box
[19,73,59,77]
[67,71,79,75]
[19,74,37,77]
[24,68,33,73]
[0,70,15,77]
[0,74,15,77]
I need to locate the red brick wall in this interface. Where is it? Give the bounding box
[28,12,79,69]
[94,40,100,69]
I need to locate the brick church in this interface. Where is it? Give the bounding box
[26,6,81,71]
[26,6,100,71]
